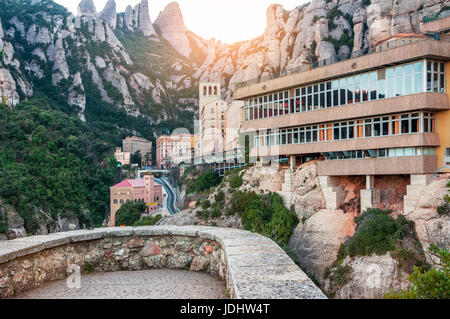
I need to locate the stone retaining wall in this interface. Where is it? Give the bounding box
[0,226,326,299]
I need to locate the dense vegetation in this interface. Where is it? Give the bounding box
[186,170,221,194]
[336,209,424,261]
[239,191,299,248]
[115,202,147,226]
[134,215,163,227]
[0,96,119,233]
[386,244,450,299]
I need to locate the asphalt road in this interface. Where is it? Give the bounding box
[155,177,178,215]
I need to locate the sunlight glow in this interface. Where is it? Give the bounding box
[53,0,308,44]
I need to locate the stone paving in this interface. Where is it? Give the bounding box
[13,270,228,299]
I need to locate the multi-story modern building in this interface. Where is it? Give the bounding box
[114,147,131,166]
[109,174,163,226]
[234,19,450,213]
[122,136,153,167]
[156,134,198,169]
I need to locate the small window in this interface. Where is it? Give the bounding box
[446,148,450,157]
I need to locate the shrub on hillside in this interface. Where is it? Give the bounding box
[241,192,298,248]
[385,244,450,299]
[214,190,225,205]
[336,209,423,263]
[115,202,146,226]
[229,174,243,189]
[187,170,221,193]
[201,199,211,210]
[134,215,162,226]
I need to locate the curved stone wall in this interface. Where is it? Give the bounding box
[0,226,326,299]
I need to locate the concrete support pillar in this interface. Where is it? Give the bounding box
[361,175,380,212]
[290,155,296,170]
[366,175,375,190]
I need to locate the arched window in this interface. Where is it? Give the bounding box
[209,86,212,95]
[214,86,217,95]
[126,199,130,203]
[120,199,124,204]
[203,86,207,96]
[113,199,118,204]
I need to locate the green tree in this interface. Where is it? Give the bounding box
[131,150,142,167]
[385,244,450,299]
[115,202,146,226]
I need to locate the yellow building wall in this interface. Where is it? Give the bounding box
[435,62,450,172]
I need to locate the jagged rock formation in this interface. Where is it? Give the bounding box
[99,0,117,29]
[77,0,96,18]
[154,2,191,58]
[135,0,157,37]
[326,253,411,299]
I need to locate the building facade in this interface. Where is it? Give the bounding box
[199,82,228,156]
[122,136,153,167]
[235,22,450,212]
[109,174,163,227]
[114,147,131,166]
[156,134,198,169]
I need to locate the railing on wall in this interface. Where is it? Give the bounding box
[423,7,450,23]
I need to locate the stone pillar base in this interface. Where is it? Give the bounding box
[404,174,431,214]
[319,176,346,210]
[360,189,381,213]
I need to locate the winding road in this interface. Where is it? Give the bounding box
[155,177,179,215]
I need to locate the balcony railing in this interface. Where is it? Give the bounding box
[423,7,450,23]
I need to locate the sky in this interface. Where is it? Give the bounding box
[53,0,308,44]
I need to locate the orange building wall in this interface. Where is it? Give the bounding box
[435,62,450,172]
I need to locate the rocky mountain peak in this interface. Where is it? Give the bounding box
[136,0,157,37]
[77,0,97,17]
[99,0,117,29]
[154,1,191,58]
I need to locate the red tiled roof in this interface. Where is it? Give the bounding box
[111,179,145,188]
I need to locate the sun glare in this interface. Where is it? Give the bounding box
[53,0,306,44]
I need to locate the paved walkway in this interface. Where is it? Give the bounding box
[14,270,228,299]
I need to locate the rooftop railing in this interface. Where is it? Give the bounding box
[235,35,448,90]
[423,7,450,23]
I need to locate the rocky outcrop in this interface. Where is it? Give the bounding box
[103,65,134,106]
[289,209,355,284]
[327,254,411,299]
[0,200,26,240]
[0,68,19,106]
[154,2,191,58]
[403,175,450,263]
[136,0,157,37]
[46,35,70,85]
[99,0,117,29]
[124,5,134,31]
[77,0,97,18]
[67,72,86,122]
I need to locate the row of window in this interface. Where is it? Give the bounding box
[254,112,437,147]
[113,197,159,204]
[243,60,446,121]
[323,147,435,160]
